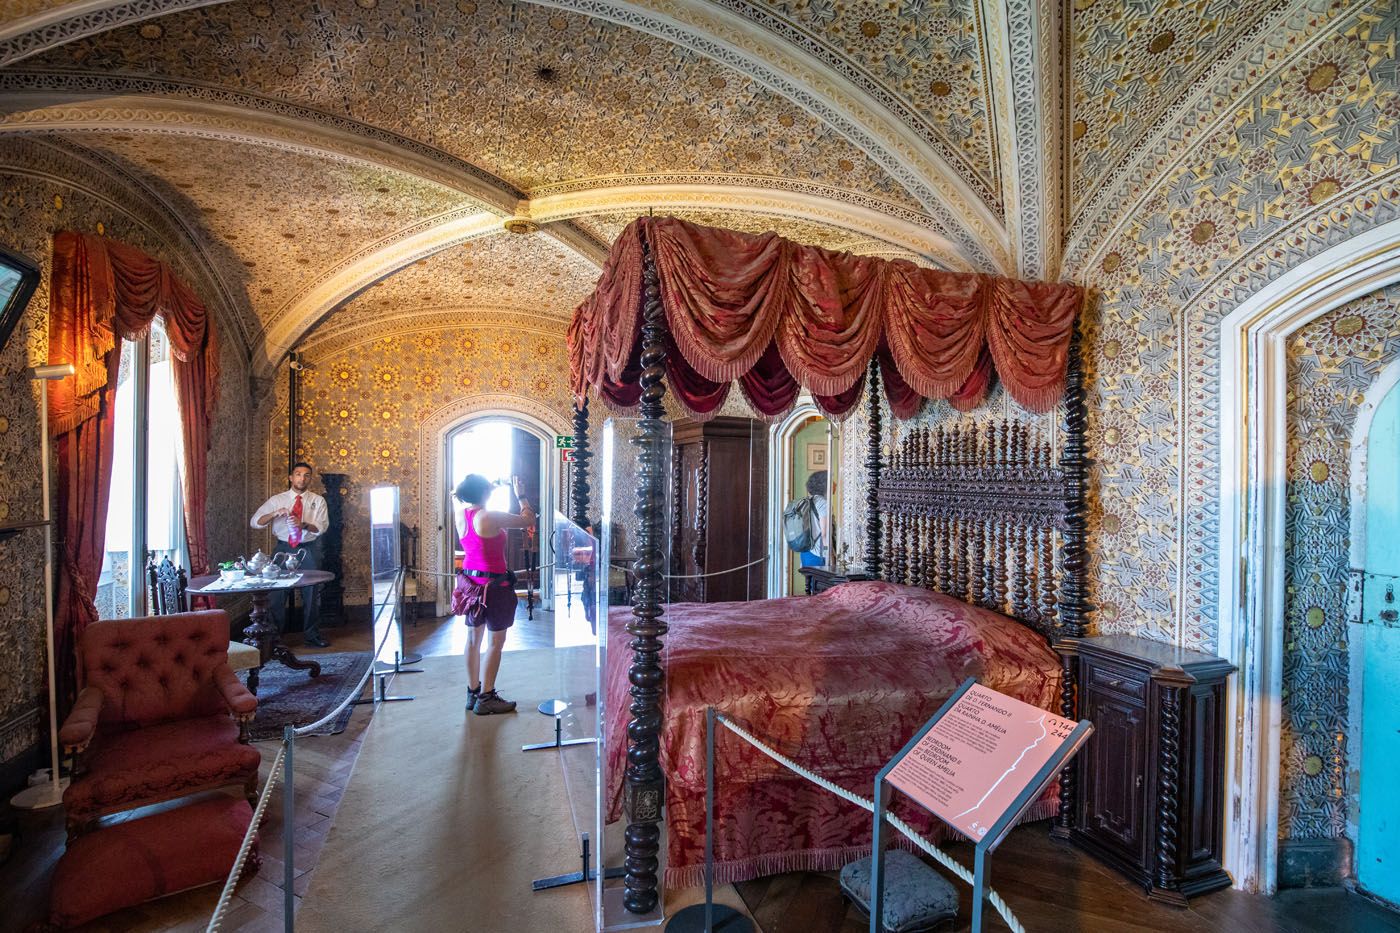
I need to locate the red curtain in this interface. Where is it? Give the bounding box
[570,217,1083,419]
[47,231,220,711]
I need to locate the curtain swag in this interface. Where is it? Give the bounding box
[569,217,1083,420]
[46,231,220,712]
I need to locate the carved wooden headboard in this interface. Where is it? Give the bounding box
[864,332,1091,647]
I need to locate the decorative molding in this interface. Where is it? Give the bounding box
[0,72,527,208]
[254,212,505,379]
[297,306,570,360]
[0,1,221,64]
[528,181,964,269]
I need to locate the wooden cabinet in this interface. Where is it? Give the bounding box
[797,567,874,595]
[1068,635,1235,904]
[670,417,768,603]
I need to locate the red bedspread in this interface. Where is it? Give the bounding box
[604,580,1063,887]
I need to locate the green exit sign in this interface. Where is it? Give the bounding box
[555,435,576,449]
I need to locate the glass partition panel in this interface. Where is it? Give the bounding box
[597,415,672,930]
[368,485,402,667]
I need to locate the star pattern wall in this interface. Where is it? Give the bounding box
[269,317,578,602]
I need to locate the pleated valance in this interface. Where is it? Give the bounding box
[568,217,1083,419]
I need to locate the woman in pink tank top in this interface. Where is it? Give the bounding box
[454,473,536,715]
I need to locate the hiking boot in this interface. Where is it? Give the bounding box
[466,684,482,712]
[473,690,517,715]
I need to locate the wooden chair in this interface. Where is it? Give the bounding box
[146,554,188,615]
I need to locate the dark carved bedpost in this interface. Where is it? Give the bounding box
[571,397,591,529]
[1052,320,1092,839]
[864,357,883,577]
[624,234,668,915]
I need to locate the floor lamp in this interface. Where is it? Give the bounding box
[10,362,75,810]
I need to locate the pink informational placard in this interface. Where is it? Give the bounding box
[886,683,1078,841]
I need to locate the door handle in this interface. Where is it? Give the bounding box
[1382,609,1398,623]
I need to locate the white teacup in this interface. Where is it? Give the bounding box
[220,568,246,584]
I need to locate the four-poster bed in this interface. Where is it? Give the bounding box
[567,217,1087,913]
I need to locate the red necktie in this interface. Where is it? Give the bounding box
[289,494,304,548]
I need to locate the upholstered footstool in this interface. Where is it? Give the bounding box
[46,796,258,930]
[839,849,959,933]
[228,641,261,674]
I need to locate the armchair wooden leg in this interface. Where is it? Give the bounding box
[245,773,259,808]
[237,718,251,744]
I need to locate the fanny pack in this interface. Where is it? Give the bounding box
[462,569,515,585]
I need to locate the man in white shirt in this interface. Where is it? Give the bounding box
[250,461,332,647]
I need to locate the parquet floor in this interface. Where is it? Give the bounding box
[735,826,1400,933]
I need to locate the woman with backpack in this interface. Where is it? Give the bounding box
[785,469,829,568]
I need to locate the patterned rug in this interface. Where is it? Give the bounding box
[246,650,373,741]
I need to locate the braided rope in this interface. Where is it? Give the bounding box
[715,714,1024,933]
[207,743,287,932]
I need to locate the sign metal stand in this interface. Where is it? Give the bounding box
[869,678,1093,933]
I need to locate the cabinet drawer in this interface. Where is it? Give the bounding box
[1086,661,1149,702]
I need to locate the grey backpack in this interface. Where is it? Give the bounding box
[782,496,819,552]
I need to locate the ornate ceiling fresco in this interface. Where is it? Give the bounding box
[62,129,470,337]
[312,232,601,337]
[16,0,922,211]
[0,0,1346,365]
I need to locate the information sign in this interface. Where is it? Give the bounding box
[886,682,1079,841]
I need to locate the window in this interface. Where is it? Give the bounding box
[95,317,188,619]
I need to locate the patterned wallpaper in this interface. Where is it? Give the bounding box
[1072,0,1400,651]
[263,318,578,609]
[0,159,252,767]
[1279,285,1400,840]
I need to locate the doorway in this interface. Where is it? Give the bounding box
[767,403,841,597]
[1358,379,1400,907]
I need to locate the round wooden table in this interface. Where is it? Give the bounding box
[189,569,334,694]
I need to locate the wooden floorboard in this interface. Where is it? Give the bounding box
[734,825,1400,933]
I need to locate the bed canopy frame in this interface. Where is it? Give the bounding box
[567,216,1089,915]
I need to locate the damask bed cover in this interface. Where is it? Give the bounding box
[604,580,1063,887]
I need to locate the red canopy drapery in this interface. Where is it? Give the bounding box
[569,217,1083,419]
[47,230,220,711]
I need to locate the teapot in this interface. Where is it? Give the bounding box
[276,547,308,573]
[244,549,272,574]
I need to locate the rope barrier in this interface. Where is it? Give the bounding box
[714,714,1024,933]
[208,567,408,932]
[294,567,403,736]
[409,554,771,584]
[206,743,287,932]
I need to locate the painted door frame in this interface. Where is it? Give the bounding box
[766,401,843,598]
[1217,219,1400,894]
[435,408,563,616]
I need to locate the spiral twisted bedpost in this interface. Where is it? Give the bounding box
[623,237,668,915]
[570,397,591,530]
[1053,320,1092,838]
[864,357,883,577]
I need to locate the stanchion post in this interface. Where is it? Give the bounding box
[283,727,295,933]
[705,707,715,933]
[869,778,886,933]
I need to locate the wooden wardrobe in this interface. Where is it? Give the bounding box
[669,416,768,603]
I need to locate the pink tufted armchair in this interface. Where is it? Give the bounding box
[57,610,260,837]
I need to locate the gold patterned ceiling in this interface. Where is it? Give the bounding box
[314,233,601,336]
[0,0,1320,372]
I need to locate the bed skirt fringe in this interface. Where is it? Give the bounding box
[663,798,1061,889]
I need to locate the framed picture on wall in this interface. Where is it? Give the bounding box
[805,443,828,471]
[0,246,40,357]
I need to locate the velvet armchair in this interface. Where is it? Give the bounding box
[58,610,260,837]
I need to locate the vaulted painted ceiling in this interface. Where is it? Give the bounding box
[0,0,1305,388]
